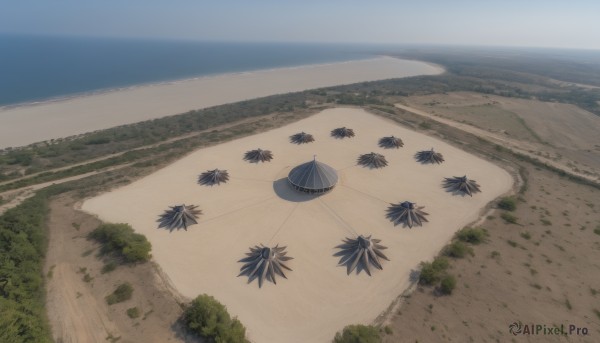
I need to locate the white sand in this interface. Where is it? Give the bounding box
[82,108,512,343]
[0,57,442,149]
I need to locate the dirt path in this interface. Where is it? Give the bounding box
[394,103,599,183]
[0,164,131,215]
[45,196,197,343]
[45,198,120,342]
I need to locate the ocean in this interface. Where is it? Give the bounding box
[0,34,376,106]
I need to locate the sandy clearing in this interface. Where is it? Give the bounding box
[82,107,512,343]
[0,57,442,149]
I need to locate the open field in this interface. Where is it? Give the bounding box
[0,57,442,148]
[82,107,512,343]
[396,92,600,182]
[383,164,600,343]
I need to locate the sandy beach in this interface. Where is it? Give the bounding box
[0,57,442,149]
[82,107,513,343]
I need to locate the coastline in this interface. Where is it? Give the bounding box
[0,57,443,149]
[0,57,379,111]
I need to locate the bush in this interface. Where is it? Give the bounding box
[126,307,140,319]
[333,324,381,343]
[101,261,117,274]
[498,197,517,211]
[520,232,531,240]
[89,223,151,263]
[183,294,249,343]
[501,212,518,224]
[439,275,457,295]
[443,241,473,258]
[106,283,133,305]
[455,227,486,244]
[419,257,449,285]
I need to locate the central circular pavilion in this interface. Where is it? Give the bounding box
[287,157,338,194]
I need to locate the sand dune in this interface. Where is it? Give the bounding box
[0,57,442,149]
[82,108,512,343]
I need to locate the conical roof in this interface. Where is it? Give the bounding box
[287,158,338,191]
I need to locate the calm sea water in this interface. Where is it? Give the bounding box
[0,34,378,106]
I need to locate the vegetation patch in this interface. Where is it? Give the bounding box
[498,196,517,211]
[126,307,140,319]
[182,294,249,343]
[101,261,118,274]
[440,275,457,295]
[419,257,449,285]
[333,324,381,343]
[89,223,151,263]
[0,189,59,343]
[106,283,134,305]
[455,227,487,244]
[501,212,518,224]
[443,241,474,258]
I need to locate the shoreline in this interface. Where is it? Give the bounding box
[0,57,443,149]
[0,56,381,111]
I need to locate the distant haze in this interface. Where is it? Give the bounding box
[1,0,599,50]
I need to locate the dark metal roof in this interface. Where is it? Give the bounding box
[287,158,338,190]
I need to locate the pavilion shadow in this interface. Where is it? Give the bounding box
[272,178,319,202]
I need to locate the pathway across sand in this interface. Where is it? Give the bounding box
[0,57,442,148]
[82,108,512,343]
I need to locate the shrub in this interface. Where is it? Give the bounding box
[127,307,140,319]
[419,257,449,285]
[520,232,531,240]
[455,227,486,244]
[439,275,457,295]
[498,197,517,211]
[84,136,111,145]
[101,261,117,274]
[333,324,381,343]
[106,283,133,305]
[443,241,473,258]
[182,294,249,343]
[501,212,518,224]
[89,223,151,263]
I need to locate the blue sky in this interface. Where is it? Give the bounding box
[1,0,599,49]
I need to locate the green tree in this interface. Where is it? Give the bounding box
[182,294,248,343]
[89,223,151,263]
[333,324,381,343]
